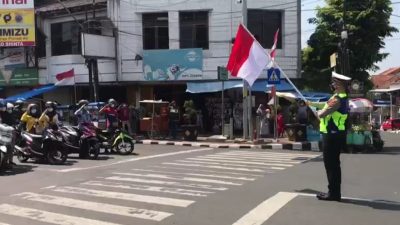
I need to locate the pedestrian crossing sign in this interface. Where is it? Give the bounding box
[267,68,281,84]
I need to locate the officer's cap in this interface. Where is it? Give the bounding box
[332,71,351,81]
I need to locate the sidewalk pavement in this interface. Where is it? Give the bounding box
[135,136,321,152]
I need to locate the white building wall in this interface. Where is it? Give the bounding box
[112,0,301,82]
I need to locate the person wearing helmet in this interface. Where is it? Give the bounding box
[20,103,41,134]
[39,101,59,130]
[0,103,16,126]
[74,100,92,128]
[99,99,119,132]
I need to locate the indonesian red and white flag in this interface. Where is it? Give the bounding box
[270,28,279,61]
[227,24,271,87]
[55,69,75,86]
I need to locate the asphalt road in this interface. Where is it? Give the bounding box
[0,132,399,225]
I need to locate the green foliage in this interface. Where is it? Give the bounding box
[183,100,197,125]
[302,0,397,92]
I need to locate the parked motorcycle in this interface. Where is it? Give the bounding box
[96,128,135,155]
[14,127,68,165]
[60,122,100,159]
[0,124,15,171]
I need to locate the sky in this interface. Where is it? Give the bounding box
[301,0,400,74]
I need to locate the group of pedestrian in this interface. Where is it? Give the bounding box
[256,104,284,138]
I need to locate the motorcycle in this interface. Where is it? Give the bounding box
[96,128,135,155]
[60,122,100,159]
[0,124,15,171]
[14,127,68,165]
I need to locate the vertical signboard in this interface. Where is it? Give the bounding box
[0,0,35,47]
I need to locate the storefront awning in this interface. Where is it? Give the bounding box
[6,84,58,102]
[186,79,294,94]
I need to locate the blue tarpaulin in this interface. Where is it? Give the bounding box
[6,84,58,102]
[186,79,294,93]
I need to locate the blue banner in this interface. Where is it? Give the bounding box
[143,48,203,81]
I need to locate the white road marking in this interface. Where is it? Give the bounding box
[232,192,298,225]
[200,155,302,163]
[163,162,267,173]
[105,176,228,191]
[295,192,400,205]
[218,152,315,159]
[15,192,172,221]
[56,147,214,172]
[40,185,57,189]
[0,222,11,225]
[113,172,243,186]
[51,186,194,207]
[0,204,122,225]
[220,151,316,157]
[151,166,266,177]
[187,157,294,167]
[82,180,212,197]
[175,160,286,170]
[131,169,256,181]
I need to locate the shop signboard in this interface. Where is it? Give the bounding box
[0,67,38,86]
[143,48,203,81]
[0,2,35,47]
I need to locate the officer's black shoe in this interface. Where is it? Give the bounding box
[316,192,341,201]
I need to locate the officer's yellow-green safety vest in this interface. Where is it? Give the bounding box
[320,93,349,134]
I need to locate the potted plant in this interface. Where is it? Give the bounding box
[181,100,199,141]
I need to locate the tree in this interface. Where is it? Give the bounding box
[302,0,397,92]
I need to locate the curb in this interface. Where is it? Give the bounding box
[136,140,321,152]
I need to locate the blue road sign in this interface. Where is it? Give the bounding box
[267,68,281,84]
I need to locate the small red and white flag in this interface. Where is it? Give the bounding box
[270,28,280,61]
[227,24,271,87]
[55,69,75,86]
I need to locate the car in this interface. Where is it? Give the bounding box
[381,118,400,131]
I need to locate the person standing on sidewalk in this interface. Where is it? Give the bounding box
[118,103,132,134]
[310,72,351,201]
[169,101,180,139]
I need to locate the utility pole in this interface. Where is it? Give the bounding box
[241,0,250,139]
[340,0,349,77]
[92,0,100,102]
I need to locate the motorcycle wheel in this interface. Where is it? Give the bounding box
[47,148,67,165]
[115,138,134,155]
[17,152,29,163]
[88,143,100,160]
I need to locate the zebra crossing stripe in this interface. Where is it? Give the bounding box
[0,222,11,225]
[131,169,257,181]
[219,151,315,157]
[104,176,228,191]
[82,180,213,197]
[187,157,294,167]
[51,186,194,207]
[151,166,265,177]
[175,160,286,170]
[113,172,243,186]
[215,154,308,161]
[162,162,267,172]
[0,204,122,225]
[14,192,172,221]
[199,155,302,163]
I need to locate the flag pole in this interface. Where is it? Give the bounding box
[241,0,250,140]
[73,69,77,103]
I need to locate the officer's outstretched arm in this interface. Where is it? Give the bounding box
[318,97,341,118]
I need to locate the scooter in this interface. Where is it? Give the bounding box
[14,127,68,165]
[60,122,100,159]
[96,128,135,155]
[0,124,15,171]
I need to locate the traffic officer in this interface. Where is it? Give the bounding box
[311,71,351,201]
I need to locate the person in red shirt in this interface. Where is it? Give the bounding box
[118,103,131,134]
[99,99,119,132]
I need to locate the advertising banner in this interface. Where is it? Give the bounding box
[0,8,35,47]
[143,48,203,81]
[0,0,34,9]
[0,68,38,86]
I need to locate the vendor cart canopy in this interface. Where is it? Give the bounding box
[349,98,374,113]
[186,79,294,93]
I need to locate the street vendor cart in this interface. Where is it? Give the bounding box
[347,98,384,152]
[139,100,170,138]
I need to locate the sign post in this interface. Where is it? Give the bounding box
[218,66,228,136]
[267,68,281,142]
